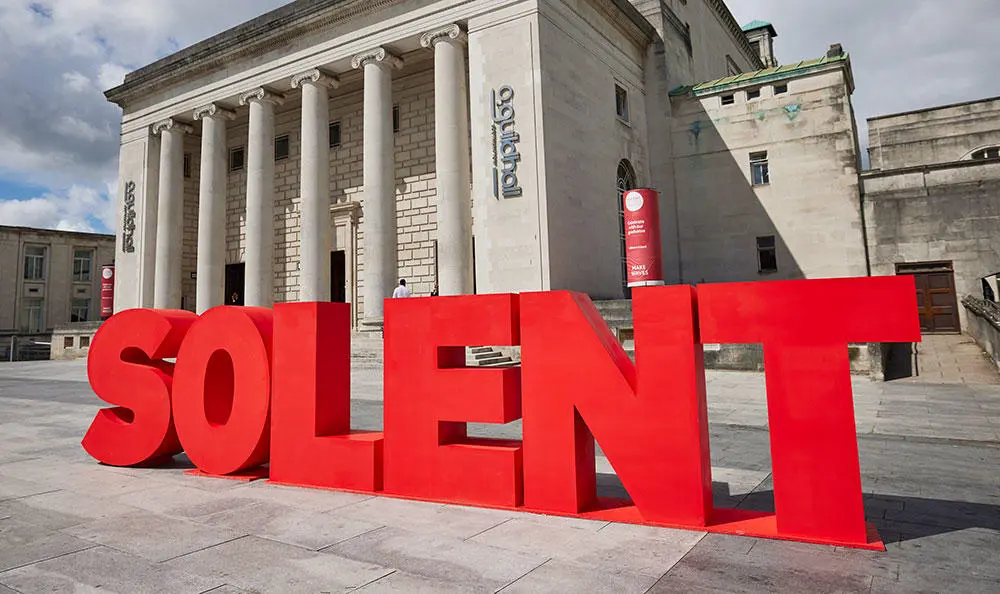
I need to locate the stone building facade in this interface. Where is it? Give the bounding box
[0,226,115,334]
[105,0,1000,336]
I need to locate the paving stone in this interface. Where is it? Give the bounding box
[353,570,476,593]
[500,559,656,593]
[0,545,223,594]
[240,480,374,511]
[199,499,384,550]
[327,495,514,540]
[328,526,545,588]
[163,535,394,593]
[0,476,53,502]
[63,510,241,563]
[470,517,704,578]
[0,517,94,573]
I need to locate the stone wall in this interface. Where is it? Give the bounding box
[963,296,1000,373]
[868,96,1000,170]
[863,159,1000,329]
[670,66,868,284]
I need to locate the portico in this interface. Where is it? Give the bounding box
[115,16,478,327]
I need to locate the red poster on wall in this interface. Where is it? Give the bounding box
[100,266,115,320]
[623,188,664,287]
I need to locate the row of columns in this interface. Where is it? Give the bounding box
[149,24,473,323]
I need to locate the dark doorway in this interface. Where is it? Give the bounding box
[225,263,245,306]
[616,159,637,299]
[896,261,960,334]
[331,250,346,303]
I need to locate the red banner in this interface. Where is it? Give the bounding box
[100,266,115,320]
[623,188,664,287]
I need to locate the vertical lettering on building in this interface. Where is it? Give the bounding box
[122,181,136,253]
[491,85,522,199]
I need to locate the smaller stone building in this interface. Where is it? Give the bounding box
[0,225,115,337]
[863,97,1000,333]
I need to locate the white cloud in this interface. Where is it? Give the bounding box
[63,70,91,92]
[97,62,128,90]
[52,115,110,142]
[0,184,115,233]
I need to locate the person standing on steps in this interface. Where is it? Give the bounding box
[392,279,412,298]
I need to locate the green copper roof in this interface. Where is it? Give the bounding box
[742,20,772,31]
[669,52,850,97]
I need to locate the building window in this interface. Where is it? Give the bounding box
[329,121,342,149]
[721,94,735,106]
[183,153,192,178]
[24,246,45,280]
[71,298,90,323]
[750,151,770,185]
[230,147,245,172]
[757,236,778,274]
[73,249,93,282]
[774,83,788,95]
[392,105,400,133]
[275,135,290,161]
[21,298,44,333]
[747,88,761,101]
[971,147,1000,160]
[751,40,762,59]
[615,84,629,122]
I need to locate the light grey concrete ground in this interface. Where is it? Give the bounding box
[1,358,999,592]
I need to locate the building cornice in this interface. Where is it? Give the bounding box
[105,0,398,107]
[704,0,764,70]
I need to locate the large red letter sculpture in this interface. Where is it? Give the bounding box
[171,307,273,478]
[383,295,522,506]
[270,302,383,491]
[83,309,196,466]
[520,287,712,526]
[698,276,921,547]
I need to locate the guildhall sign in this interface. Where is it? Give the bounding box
[491,85,522,199]
[82,277,920,550]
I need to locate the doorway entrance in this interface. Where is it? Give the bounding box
[896,261,960,334]
[616,159,637,299]
[331,250,346,303]
[225,263,245,306]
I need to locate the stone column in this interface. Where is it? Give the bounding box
[239,88,284,307]
[291,69,339,302]
[421,25,473,296]
[151,118,193,309]
[352,48,403,323]
[193,104,235,313]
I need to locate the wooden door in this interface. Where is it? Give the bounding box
[897,263,960,333]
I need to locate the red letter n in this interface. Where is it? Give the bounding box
[520,287,713,526]
[698,277,921,547]
[383,294,522,507]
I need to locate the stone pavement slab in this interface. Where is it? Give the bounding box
[0,517,95,573]
[0,546,224,594]
[162,535,395,593]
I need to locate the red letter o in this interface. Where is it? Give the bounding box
[172,307,273,476]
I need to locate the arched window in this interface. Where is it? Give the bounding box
[971,146,1000,161]
[617,160,637,298]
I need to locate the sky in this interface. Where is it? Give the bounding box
[0,0,998,235]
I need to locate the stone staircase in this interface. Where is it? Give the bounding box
[466,346,515,367]
[350,332,515,367]
[593,300,635,357]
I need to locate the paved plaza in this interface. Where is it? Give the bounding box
[1,355,1000,592]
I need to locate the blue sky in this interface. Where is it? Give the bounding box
[1,0,998,234]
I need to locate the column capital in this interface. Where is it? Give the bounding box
[291,68,340,90]
[420,24,467,48]
[238,87,286,107]
[151,118,194,136]
[351,47,403,70]
[193,103,237,121]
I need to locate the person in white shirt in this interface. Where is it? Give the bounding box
[392,278,412,298]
